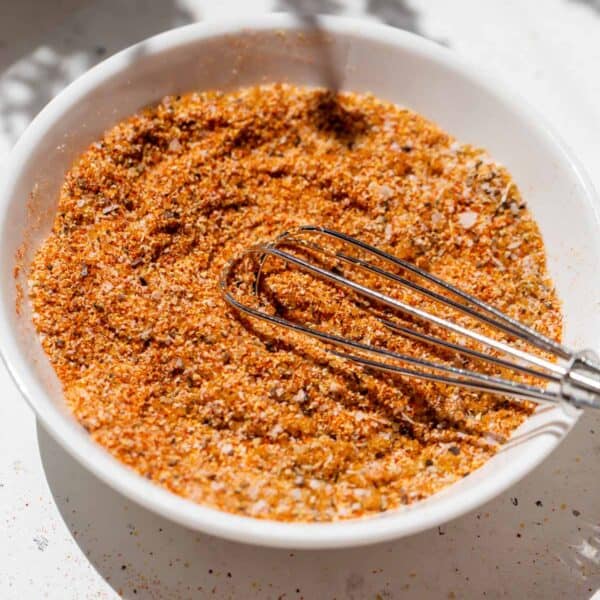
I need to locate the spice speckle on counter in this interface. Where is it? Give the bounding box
[28,83,562,522]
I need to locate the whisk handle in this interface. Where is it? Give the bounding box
[562,350,600,409]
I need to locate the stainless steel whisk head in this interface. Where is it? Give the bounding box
[220,225,600,410]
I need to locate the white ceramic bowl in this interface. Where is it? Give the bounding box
[1,15,599,549]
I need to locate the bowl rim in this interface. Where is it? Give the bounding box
[0,14,597,549]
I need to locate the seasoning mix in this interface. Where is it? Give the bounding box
[29,84,562,521]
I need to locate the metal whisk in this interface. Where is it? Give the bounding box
[220,225,600,410]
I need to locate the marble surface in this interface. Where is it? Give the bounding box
[1,1,600,598]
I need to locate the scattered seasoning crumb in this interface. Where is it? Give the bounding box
[33,535,48,551]
[28,84,562,523]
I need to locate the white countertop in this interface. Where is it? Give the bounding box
[1,1,600,598]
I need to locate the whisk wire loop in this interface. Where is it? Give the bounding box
[220,226,600,409]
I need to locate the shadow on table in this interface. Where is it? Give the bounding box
[276,0,419,33]
[569,0,600,14]
[0,0,195,145]
[38,412,600,599]
[276,0,448,45]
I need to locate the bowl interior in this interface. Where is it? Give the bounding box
[1,17,599,548]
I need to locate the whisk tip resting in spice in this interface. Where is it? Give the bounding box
[221,225,600,410]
